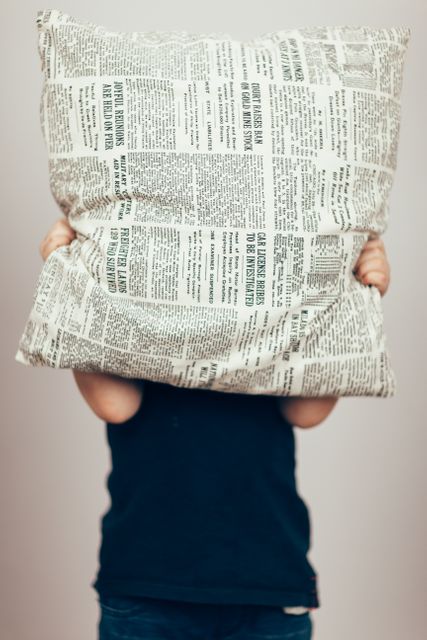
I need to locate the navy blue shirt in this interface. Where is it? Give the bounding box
[91,380,320,609]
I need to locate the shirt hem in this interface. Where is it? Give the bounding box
[91,576,320,609]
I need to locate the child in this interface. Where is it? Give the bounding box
[40,218,390,640]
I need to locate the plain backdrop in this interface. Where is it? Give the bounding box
[1,1,426,639]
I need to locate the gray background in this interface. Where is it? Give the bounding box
[1,1,425,638]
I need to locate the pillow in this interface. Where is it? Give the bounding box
[15,9,410,397]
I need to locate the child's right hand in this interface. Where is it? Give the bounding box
[39,217,76,262]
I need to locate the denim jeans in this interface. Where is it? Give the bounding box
[97,593,313,639]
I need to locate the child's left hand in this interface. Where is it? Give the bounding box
[353,233,390,297]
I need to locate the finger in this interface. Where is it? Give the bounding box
[356,239,384,263]
[355,268,388,291]
[353,256,390,274]
[53,221,76,237]
[52,216,73,230]
[39,232,74,255]
[364,236,384,249]
[40,237,70,261]
[42,230,76,248]
[357,268,389,288]
[40,223,75,247]
[51,218,76,238]
[355,257,389,279]
[354,246,385,266]
[50,230,76,242]
[40,240,62,262]
[41,237,68,255]
[361,270,389,296]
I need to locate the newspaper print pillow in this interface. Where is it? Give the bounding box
[15,9,410,397]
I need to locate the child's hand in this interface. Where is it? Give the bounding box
[38,217,143,423]
[353,233,390,297]
[39,217,76,262]
[279,233,390,429]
